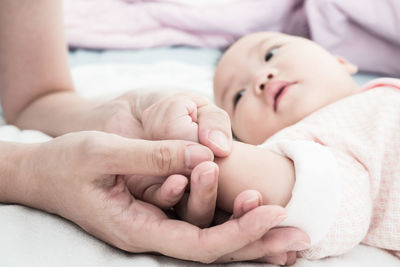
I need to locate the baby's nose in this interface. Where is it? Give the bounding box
[254,72,274,94]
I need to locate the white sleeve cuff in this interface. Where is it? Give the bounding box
[261,140,342,245]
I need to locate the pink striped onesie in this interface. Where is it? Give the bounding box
[261,78,400,259]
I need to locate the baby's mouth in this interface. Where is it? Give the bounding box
[268,81,297,112]
[273,86,286,111]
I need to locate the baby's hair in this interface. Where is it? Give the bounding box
[214,43,240,142]
[232,129,241,142]
[214,44,232,66]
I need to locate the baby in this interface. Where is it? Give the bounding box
[212,32,400,260]
[140,32,400,261]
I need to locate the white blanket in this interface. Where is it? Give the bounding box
[0,63,399,266]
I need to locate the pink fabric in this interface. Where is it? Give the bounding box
[63,0,400,76]
[63,0,303,49]
[305,0,400,77]
[267,78,400,259]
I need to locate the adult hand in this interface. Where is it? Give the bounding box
[127,161,220,229]
[90,91,232,157]
[8,131,291,263]
[214,190,311,265]
[139,93,234,226]
[92,92,235,227]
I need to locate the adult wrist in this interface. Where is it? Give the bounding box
[14,91,100,136]
[0,141,39,206]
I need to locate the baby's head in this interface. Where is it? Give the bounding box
[214,32,360,145]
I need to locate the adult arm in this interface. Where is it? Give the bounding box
[0,131,290,263]
[0,0,233,233]
[0,0,232,158]
[0,0,86,134]
[0,1,309,263]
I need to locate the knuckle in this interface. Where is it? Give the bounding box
[141,106,151,122]
[149,143,174,174]
[194,231,219,263]
[187,93,210,105]
[173,92,188,98]
[261,239,280,256]
[77,132,102,155]
[206,108,231,127]
[199,253,219,264]
[198,95,211,104]
[101,100,132,134]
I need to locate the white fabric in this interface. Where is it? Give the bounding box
[259,83,400,260]
[0,63,399,266]
[264,140,342,246]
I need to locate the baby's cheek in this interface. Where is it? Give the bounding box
[233,120,266,145]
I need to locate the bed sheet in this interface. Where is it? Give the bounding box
[0,48,398,267]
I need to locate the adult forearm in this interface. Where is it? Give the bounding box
[14,89,172,137]
[0,0,73,125]
[215,141,295,213]
[14,91,102,136]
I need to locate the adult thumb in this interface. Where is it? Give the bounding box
[104,138,214,176]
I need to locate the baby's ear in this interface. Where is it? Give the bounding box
[336,56,358,74]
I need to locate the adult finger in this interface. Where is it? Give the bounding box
[261,251,297,265]
[216,227,310,263]
[211,190,263,226]
[216,190,310,263]
[258,253,287,265]
[175,161,218,228]
[126,174,188,209]
[232,189,263,218]
[89,133,213,176]
[185,94,232,157]
[286,251,298,265]
[145,205,287,263]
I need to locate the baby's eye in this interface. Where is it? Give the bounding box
[265,47,279,62]
[233,89,245,107]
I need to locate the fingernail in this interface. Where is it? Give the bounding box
[208,130,229,152]
[288,241,310,251]
[199,169,216,186]
[185,144,213,169]
[269,214,287,228]
[172,185,186,196]
[277,253,287,266]
[242,196,260,212]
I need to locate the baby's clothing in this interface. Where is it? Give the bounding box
[261,78,400,259]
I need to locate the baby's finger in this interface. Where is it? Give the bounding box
[197,104,232,157]
[183,94,232,157]
[143,96,199,142]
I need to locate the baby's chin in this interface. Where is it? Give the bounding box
[233,130,269,145]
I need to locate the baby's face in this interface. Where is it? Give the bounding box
[214,32,359,144]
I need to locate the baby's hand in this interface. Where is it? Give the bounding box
[142,93,202,142]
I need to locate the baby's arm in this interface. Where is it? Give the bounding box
[216,140,374,260]
[215,141,295,213]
